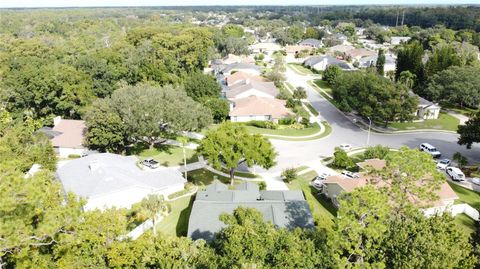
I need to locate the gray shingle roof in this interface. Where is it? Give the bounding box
[56,153,186,199]
[221,62,262,74]
[226,80,279,99]
[188,181,315,241]
[304,55,352,70]
[299,38,322,47]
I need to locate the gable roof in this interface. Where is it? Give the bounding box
[222,62,262,74]
[345,48,377,59]
[225,71,268,86]
[299,38,322,47]
[359,54,396,67]
[229,96,293,119]
[188,181,315,241]
[226,80,278,99]
[285,45,314,54]
[304,55,352,70]
[328,44,355,54]
[49,119,86,149]
[356,159,387,171]
[56,153,186,200]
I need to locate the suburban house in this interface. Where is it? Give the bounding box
[225,71,267,86]
[416,95,441,120]
[221,62,262,76]
[39,116,87,157]
[229,96,293,122]
[345,48,377,61]
[390,36,411,46]
[330,33,348,44]
[223,54,255,65]
[322,159,458,213]
[299,38,323,48]
[249,42,282,56]
[358,54,396,72]
[187,181,315,241]
[225,80,279,100]
[304,55,352,71]
[56,153,186,211]
[327,44,356,55]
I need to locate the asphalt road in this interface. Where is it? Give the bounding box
[267,68,480,172]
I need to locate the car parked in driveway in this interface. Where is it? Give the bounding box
[419,143,441,158]
[436,159,451,170]
[311,173,330,190]
[341,171,359,179]
[446,167,465,181]
[472,178,480,186]
[141,159,160,169]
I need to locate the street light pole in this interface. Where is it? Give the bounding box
[366,117,372,146]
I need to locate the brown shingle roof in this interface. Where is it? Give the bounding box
[51,119,86,149]
[357,159,386,170]
[229,96,293,119]
[225,71,267,86]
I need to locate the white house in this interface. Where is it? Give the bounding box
[249,42,282,55]
[416,96,441,120]
[358,54,396,73]
[56,153,186,211]
[304,55,352,71]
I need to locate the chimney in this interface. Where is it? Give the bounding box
[53,116,62,127]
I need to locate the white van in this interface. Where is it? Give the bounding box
[446,167,465,181]
[419,143,441,158]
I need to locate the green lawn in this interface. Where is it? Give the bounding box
[288,63,316,76]
[245,122,321,137]
[288,171,336,229]
[449,182,480,234]
[157,195,194,237]
[388,112,460,131]
[186,168,232,186]
[305,102,320,116]
[219,167,260,179]
[138,145,198,167]
[269,121,332,141]
[441,104,479,117]
[454,213,477,235]
[308,80,335,104]
[313,80,333,95]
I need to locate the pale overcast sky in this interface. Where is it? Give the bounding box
[0,0,477,8]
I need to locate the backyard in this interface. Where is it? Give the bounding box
[449,182,480,234]
[287,171,336,229]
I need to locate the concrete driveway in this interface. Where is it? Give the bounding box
[265,67,480,173]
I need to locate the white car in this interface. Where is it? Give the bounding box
[311,173,330,189]
[339,144,352,151]
[436,159,451,170]
[472,178,480,186]
[446,167,465,182]
[419,143,441,158]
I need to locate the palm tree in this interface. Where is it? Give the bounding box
[140,194,170,236]
[399,70,416,89]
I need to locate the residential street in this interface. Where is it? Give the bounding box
[266,67,480,172]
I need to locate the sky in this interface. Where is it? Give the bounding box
[0,0,478,8]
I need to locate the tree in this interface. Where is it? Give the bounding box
[458,110,480,149]
[200,97,229,123]
[376,49,385,76]
[222,24,244,38]
[452,152,468,168]
[363,145,390,160]
[425,44,461,77]
[292,87,307,100]
[84,98,127,153]
[139,194,170,236]
[398,70,416,89]
[395,41,425,86]
[322,65,341,85]
[304,27,321,39]
[184,72,222,101]
[424,65,480,108]
[198,122,276,185]
[281,168,298,183]
[86,84,212,150]
[332,147,355,169]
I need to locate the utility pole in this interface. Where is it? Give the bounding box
[401,10,405,26]
[395,8,399,27]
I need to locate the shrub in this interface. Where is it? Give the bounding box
[301,117,311,127]
[363,145,390,160]
[332,148,355,169]
[322,65,341,85]
[257,181,267,190]
[453,152,468,168]
[281,168,298,183]
[286,98,301,108]
[247,120,278,129]
[279,117,296,125]
[276,91,289,100]
[68,154,81,159]
[293,87,307,100]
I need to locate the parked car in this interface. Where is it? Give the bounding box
[472,178,480,186]
[446,167,465,181]
[419,143,441,158]
[436,159,451,170]
[311,173,330,190]
[341,171,359,179]
[339,144,352,151]
[141,159,160,169]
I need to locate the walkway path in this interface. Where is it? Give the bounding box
[447,111,470,125]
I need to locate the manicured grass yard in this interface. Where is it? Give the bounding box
[245,122,320,137]
[288,63,316,75]
[138,145,198,167]
[389,112,460,131]
[288,171,336,229]
[454,213,477,235]
[157,195,194,237]
[313,80,333,95]
[186,168,232,186]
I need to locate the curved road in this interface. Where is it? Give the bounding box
[268,67,480,172]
